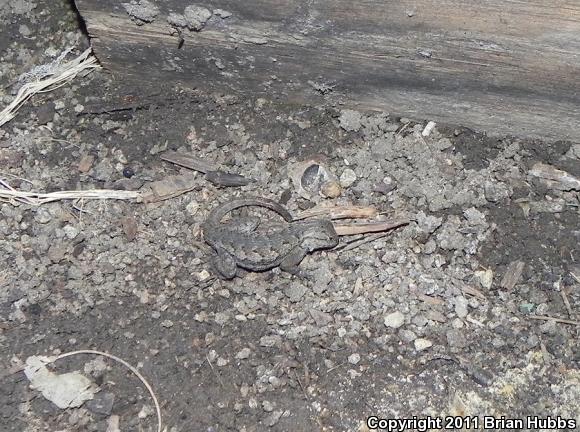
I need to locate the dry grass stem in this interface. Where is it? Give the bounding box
[0,48,100,127]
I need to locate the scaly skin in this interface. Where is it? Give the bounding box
[201,198,338,279]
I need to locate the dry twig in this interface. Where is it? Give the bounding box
[334,219,409,236]
[528,315,579,326]
[296,205,378,221]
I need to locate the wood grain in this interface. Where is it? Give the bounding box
[74,0,580,141]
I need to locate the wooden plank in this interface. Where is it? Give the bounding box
[74,0,580,142]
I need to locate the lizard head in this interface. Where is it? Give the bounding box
[300,220,339,251]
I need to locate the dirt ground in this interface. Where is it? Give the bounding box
[1,1,579,432]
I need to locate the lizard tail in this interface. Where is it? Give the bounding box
[206,197,294,224]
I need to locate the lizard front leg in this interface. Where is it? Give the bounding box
[279,246,308,275]
[211,248,238,279]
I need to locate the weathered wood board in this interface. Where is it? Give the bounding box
[74,0,580,142]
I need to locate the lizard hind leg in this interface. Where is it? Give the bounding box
[211,251,238,280]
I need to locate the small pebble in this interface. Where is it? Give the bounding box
[348,353,361,365]
[384,311,405,328]
[63,224,79,239]
[414,338,433,351]
[236,348,251,360]
[454,296,469,318]
[339,168,357,188]
[475,269,494,289]
[19,24,32,36]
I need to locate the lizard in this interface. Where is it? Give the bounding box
[201,197,338,279]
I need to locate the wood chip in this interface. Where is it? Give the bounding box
[528,162,580,191]
[121,215,138,241]
[500,260,525,290]
[160,151,217,173]
[78,154,94,173]
[417,293,445,306]
[333,219,409,236]
[296,205,378,221]
[141,173,197,203]
[205,170,251,187]
[560,288,574,319]
[461,285,487,300]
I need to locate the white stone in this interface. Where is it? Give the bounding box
[339,168,357,187]
[384,311,405,328]
[414,338,433,351]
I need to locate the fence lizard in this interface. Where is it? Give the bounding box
[202,197,338,279]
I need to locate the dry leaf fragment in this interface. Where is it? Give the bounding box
[24,356,97,409]
[500,260,525,290]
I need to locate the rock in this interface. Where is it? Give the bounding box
[122,0,159,24]
[259,335,281,348]
[262,400,274,412]
[63,225,79,240]
[284,282,306,302]
[92,160,114,182]
[446,329,468,348]
[484,181,505,202]
[183,5,212,31]
[565,143,580,160]
[421,121,436,137]
[167,12,188,28]
[399,329,417,343]
[309,309,333,327]
[384,311,405,329]
[86,392,115,416]
[348,353,361,365]
[47,244,67,263]
[34,208,52,224]
[463,207,486,226]
[265,410,284,427]
[416,211,443,234]
[414,338,433,351]
[454,296,469,318]
[339,168,357,188]
[235,348,251,360]
[338,109,362,132]
[475,269,493,289]
[19,24,31,36]
[519,303,535,314]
